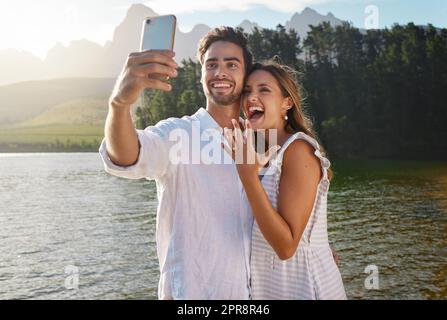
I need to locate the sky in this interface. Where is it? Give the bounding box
[0,0,445,59]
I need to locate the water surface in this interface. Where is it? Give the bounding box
[0,154,445,299]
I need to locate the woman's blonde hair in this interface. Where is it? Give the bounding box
[247,60,333,180]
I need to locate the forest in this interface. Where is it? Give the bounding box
[135,22,447,160]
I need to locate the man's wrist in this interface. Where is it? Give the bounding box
[109,97,131,113]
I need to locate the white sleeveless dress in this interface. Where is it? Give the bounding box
[250,132,347,300]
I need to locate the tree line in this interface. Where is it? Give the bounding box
[136,22,447,160]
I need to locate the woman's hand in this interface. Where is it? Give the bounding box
[222,119,280,180]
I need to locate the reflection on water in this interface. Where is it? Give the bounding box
[329,160,447,299]
[0,154,446,299]
[0,153,159,299]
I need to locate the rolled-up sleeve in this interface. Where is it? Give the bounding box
[99,120,175,180]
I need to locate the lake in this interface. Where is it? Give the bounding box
[0,153,446,299]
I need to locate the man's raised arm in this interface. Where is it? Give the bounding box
[104,50,178,166]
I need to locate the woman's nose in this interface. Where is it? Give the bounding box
[248,93,258,102]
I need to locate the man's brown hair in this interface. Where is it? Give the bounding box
[196,26,253,74]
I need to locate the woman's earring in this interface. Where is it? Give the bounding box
[285,107,290,120]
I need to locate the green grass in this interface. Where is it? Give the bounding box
[0,124,104,152]
[0,123,103,143]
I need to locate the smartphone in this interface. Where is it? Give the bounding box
[140,15,176,51]
[140,15,176,81]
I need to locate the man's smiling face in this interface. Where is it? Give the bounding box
[201,40,245,107]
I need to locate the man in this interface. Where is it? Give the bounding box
[99,27,254,299]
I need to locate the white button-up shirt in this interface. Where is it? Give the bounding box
[99,108,253,299]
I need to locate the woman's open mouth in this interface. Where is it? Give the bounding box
[247,105,265,122]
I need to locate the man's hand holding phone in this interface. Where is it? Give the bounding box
[109,50,178,110]
[105,15,177,167]
[110,14,177,111]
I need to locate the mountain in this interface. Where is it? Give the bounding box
[103,4,160,76]
[43,40,109,79]
[285,7,343,38]
[0,49,45,86]
[237,19,261,33]
[174,24,211,62]
[284,7,344,59]
[0,4,348,86]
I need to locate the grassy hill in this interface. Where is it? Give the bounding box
[0,78,119,152]
[0,95,112,152]
[0,77,152,152]
[0,77,115,125]
[18,97,109,127]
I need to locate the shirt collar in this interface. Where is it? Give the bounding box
[194,107,221,131]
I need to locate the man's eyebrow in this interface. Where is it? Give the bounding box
[224,57,241,63]
[205,57,242,63]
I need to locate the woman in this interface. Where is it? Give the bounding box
[222,61,346,300]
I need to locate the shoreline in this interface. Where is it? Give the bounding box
[0,151,446,164]
[0,144,100,153]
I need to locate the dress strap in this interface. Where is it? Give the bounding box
[273,132,331,181]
